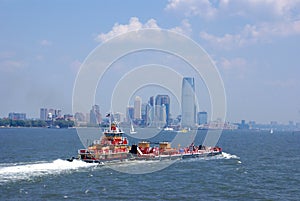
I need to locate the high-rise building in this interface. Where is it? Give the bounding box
[126,106,134,122]
[160,104,167,123]
[40,108,62,120]
[147,97,155,126]
[89,105,101,125]
[149,96,154,107]
[155,95,170,125]
[40,108,48,120]
[141,103,147,124]
[197,111,208,125]
[145,103,152,126]
[134,96,142,120]
[181,77,196,128]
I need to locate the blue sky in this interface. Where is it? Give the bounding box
[1,0,300,124]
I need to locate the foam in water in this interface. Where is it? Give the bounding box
[0,153,241,183]
[221,152,240,159]
[0,159,97,184]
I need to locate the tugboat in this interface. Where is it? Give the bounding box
[76,122,132,163]
[69,122,222,163]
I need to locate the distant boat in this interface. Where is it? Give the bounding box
[270,129,274,134]
[164,127,174,131]
[130,123,137,134]
[178,128,188,133]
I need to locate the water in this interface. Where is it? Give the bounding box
[0,128,299,200]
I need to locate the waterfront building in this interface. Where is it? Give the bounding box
[40,108,62,120]
[48,108,56,119]
[40,108,48,120]
[181,77,196,128]
[8,112,26,120]
[239,120,249,129]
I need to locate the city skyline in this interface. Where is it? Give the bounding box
[2,101,300,128]
[1,1,300,124]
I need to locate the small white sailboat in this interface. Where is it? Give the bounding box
[130,123,137,134]
[270,129,274,134]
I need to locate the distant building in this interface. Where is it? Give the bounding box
[44,108,62,120]
[270,121,278,126]
[248,121,256,129]
[155,95,170,125]
[89,105,101,125]
[160,104,167,124]
[181,77,196,128]
[126,106,134,122]
[197,111,208,125]
[57,110,62,118]
[8,112,26,120]
[64,114,74,121]
[134,96,142,120]
[48,108,54,119]
[113,112,124,122]
[74,112,86,126]
[141,103,148,124]
[85,113,90,124]
[145,103,153,126]
[238,120,249,129]
[74,112,85,122]
[149,96,154,107]
[40,108,48,120]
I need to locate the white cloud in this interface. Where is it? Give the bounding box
[165,0,217,19]
[166,0,300,48]
[243,0,300,20]
[166,0,300,20]
[170,19,192,36]
[94,17,160,42]
[200,20,300,49]
[40,39,52,46]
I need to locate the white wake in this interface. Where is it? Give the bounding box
[220,152,240,159]
[0,159,97,184]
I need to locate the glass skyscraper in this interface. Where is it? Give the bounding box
[181,77,196,128]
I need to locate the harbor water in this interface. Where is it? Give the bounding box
[0,128,299,200]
